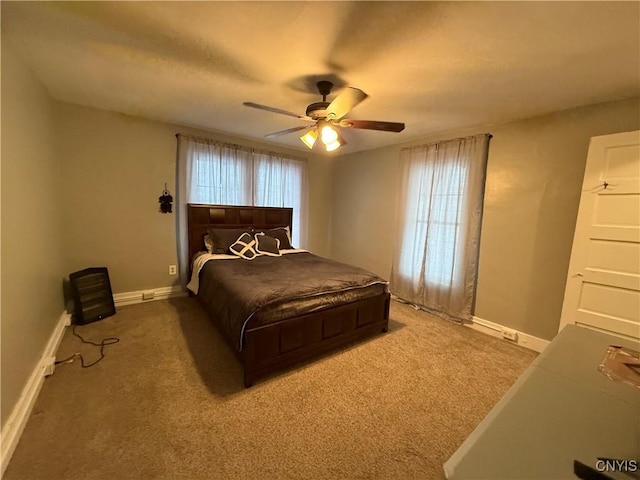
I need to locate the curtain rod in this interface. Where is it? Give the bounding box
[401,133,493,151]
[175,133,308,163]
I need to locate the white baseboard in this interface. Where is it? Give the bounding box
[1,311,71,477]
[113,285,187,307]
[468,316,550,353]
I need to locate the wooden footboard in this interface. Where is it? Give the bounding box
[187,203,391,387]
[241,292,390,387]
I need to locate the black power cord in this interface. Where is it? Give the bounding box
[55,326,120,368]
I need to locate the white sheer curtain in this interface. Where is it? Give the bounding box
[390,134,491,323]
[253,151,308,248]
[188,141,253,205]
[176,135,308,285]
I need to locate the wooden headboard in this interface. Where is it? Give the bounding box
[187,204,293,262]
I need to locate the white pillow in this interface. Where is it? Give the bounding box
[229,232,258,260]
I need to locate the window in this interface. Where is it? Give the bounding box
[191,149,251,206]
[398,159,467,289]
[179,136,308,248]
[253,153,305,247]
[391,134,490,322]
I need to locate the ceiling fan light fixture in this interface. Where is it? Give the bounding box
[325,131,346,152]
[300,129,317,149]
[318,120,339,145]
[325,140,341,152]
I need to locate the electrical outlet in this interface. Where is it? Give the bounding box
[43,357,56,376]
[501,328,518,342]
[142,290,155,300]
[169,265,177,275]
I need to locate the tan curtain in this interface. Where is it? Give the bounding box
[390,134,491,323]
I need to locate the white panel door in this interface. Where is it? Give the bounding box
[559,130,640,339]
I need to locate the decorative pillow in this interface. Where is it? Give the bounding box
[254,233,281,257]
[207,228,252,254]
[229,232,258,260]
[204,234,214,254]
[260,227,293,250]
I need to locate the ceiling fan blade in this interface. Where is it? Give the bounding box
[264,125,309,139]
[243,102,312,121]
[326,87,368,120]
[339,119,405,132]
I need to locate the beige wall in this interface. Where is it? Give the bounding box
[56,103,332,294]
[331,97,640,341]
[1,43,66,426]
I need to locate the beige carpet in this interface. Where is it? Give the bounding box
[5,298,536,480]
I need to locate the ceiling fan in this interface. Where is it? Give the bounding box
[243,81,405,152]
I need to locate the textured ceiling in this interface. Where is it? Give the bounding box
[2,1,639,156]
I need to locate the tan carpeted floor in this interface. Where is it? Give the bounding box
[5,298,537,480]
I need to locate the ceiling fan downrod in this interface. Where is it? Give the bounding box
[305,81,333,119]
[316,80,333,102]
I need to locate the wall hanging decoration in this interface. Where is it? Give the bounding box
[159,183,173,213]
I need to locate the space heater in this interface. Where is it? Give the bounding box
[69,267,116,325]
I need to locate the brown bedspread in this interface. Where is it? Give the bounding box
[196,252,388,351]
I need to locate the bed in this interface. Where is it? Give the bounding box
[187,203,390,387]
